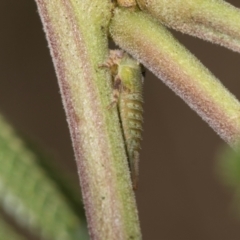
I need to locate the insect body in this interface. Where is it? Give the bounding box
[102,50,144,189]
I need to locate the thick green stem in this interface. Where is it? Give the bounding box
[34,1,141,239]
[110,8,240,146]
[137,0,240,53]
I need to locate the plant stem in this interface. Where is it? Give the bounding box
[137,0,240,53]
[110,8,240,147]
[34,1,141,239]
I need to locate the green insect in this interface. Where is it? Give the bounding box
[102,50,144,190]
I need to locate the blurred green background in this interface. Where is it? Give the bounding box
[1,0,240,239]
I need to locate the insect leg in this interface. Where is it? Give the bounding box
[99,50,124,69]
[107,74,122,109]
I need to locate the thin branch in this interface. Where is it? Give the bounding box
[110,8,240,147]
[137,0,240,53]
[34,0,141,239]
